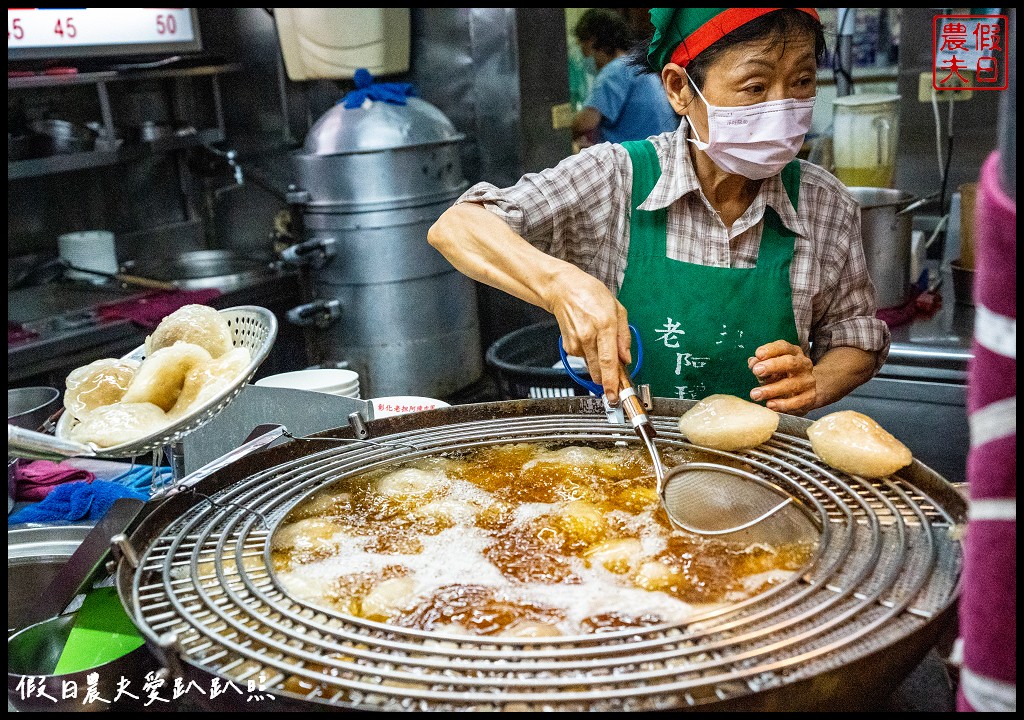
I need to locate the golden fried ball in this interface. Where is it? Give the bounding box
[144,304,233,359]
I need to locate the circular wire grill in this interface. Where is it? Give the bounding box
[123,413,963,711]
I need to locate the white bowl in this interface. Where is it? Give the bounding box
[369,396,450,419]
[318,382,360,393]
[254,369,360,393]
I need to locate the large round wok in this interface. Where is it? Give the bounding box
[110,397,964,711]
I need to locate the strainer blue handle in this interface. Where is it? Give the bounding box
[557,324,643,397]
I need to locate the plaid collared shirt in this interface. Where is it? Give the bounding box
[457,122,891,370]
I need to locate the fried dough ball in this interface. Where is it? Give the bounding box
[807,410,913,478]
[376,467,449,502]
[271,517,346,553]
[144,304,234,359]
[504,620,563,638]
[120,342,213,412]
[633,559,682,592]
[167,346,251,420]
[63,358,141,419]
[523,445,621,472]
[551,499,608,546]
[359,577,417,621]
[68,401,170,448]
[584,538,643,574]
[678,394,780,451]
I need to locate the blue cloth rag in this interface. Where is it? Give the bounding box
[8,480,148,524]
[341,68,416,109]
[109,464,171,492]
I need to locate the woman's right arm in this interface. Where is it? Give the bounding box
[427,202,632,403]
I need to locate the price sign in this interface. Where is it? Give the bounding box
[8,8,195,49]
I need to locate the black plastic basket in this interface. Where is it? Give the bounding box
[485,320,589,400]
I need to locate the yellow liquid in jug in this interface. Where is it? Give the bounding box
[836,165,895,188]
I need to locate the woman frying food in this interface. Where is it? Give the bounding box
[428,8,890,414]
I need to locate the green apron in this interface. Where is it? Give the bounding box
[617,140,801,400]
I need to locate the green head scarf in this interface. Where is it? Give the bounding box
[647,8,820,71]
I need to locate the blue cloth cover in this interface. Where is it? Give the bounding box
[341,68,416,109]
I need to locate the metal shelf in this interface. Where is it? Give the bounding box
[8,62,236,180]
[8,128,225,180]
[7,62,242,90]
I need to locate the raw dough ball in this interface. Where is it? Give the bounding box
[64,358,141,419]
[678,394,780,451]
[68,402,170,448]
[168,346,251,420]
[121,342,213,411]
[807,410,912,478]
[144,304,234,359]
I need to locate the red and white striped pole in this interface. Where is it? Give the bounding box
[956,148,1016,712]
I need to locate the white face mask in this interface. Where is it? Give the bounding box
[685,69,816,180]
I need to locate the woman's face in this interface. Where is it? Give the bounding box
[664,32,818,137]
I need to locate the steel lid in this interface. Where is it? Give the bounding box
[300,96,464,156]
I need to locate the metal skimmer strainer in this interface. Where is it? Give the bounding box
[658,460,819,546]
[620,387,814,544]
[557,332,804,541]
[110,398,964,712]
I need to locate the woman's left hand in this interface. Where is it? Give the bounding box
[747,340,817,416]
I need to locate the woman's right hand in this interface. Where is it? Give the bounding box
[546,266,632,404]
[427,204,631,401]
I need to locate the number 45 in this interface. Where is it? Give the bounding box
[54,17,77,38]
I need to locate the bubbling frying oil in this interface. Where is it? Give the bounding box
[272,442,814,637]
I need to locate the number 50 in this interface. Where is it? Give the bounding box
[156,13,178,34]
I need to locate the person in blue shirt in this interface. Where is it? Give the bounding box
[571,8,680,148]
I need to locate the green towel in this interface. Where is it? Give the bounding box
[53,586,145,675]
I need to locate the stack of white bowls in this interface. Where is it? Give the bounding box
[254,368,361,398]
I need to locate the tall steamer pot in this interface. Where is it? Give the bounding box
[287,97,482,399]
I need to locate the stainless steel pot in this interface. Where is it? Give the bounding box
[8,387,61,513]
[121,249,279,292]
[113,397,965,712]
[286,96,482,399]
[848,187,916,309]
[8,387,60,432]
[8,524,93,635]
[28,118,96,154]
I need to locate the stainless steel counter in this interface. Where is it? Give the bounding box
[807,268,975,484]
